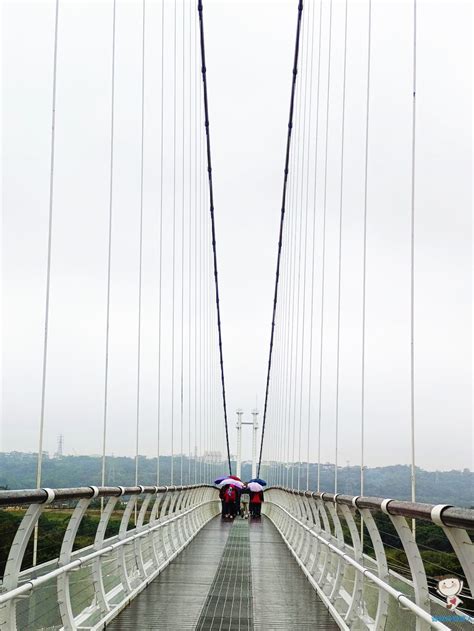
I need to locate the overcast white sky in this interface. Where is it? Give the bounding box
[2,0,472,472]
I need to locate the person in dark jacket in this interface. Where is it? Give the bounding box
[219,485,227,517]
[249,489,264,517]
[221,484,238,518]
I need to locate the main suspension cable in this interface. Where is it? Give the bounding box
[257,0,304,477]
[197,0,232,475]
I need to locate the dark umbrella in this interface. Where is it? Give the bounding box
[249,478,267,486]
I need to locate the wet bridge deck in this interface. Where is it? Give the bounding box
[108,515,338,630]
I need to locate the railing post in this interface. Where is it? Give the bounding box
[382,500,430,631]
[314,496,334,590]
[326,497,346,603]
[0,489,55,631]
[149,489,168,566]
[303,496,322,570]
[338,502,364,626]
[174,489,187,548]
[134,487,154,579]
[92,495,119,615]
[117,493,138,596]
[158,491,173,561]
[359,505,389,630]
[57,489,98,630]
[431,504,474,599]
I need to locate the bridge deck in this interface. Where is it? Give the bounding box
[108,515,338,630]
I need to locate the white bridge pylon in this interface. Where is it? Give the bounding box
[236,409,259,480]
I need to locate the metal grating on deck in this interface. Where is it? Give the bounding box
[107,515,339,630]
[196,518,253,630]
[106,519,232,630]
[249,517,339,630]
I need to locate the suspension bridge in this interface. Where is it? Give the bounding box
[1,0,472,629]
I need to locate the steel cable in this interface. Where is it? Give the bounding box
[135,0,146,494]
[306,0,323,491]
[257,0,304,476]
[304,0,318,489]
[361,0,372,499]
[101,0,117,493]
[297,1,313,490]
[334,0,349,494]
[156,0,165,486]
[180,0,186,486]
[197,0,232,475]
[409,0,418,512]
[34,0,60,566]
[171,0,178,484]
[317,0,333,492]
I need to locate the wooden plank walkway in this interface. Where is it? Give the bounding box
[107,516,339,630]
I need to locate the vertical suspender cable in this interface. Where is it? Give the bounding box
[410,0,417,531]
[207,224,211,479]
[302,0,316,489]
[294,7,309,489]
[34,0,60,566]
[194,6,199,483]
[157,0,165,486]
[180,0,186,486]
[286,131,298,485]
[297,0,314,490]
[257,0,304,477]
[361,0,372,499]
[135,0,146,494]
[171,0,177,484]
[197,0,232,475]
[300,0,315,490]
[279,212,291,484]
[198,110,204,481]
[306,0,323,490]
[289,43,304,488]
[334,0,348,495]
[202,205,207,479]
[284,149,297,485]
[188,0,193,483]
[201,132,206,479]
[317,0,333,492]
[101,0,117,494]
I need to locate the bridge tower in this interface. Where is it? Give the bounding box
[236,409,259,480]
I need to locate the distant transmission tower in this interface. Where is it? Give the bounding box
[55,434,64,459]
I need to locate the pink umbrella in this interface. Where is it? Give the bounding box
[247,482,263,492]
[218,478,244,489]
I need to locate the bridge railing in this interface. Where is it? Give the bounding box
[0,484,220,630]
[263,487,474,631]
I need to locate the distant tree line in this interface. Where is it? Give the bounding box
[0,452,472,506]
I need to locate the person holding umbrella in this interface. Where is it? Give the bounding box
[247,481,264,518]
[222,484,238,518]
[216,477,244,519]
